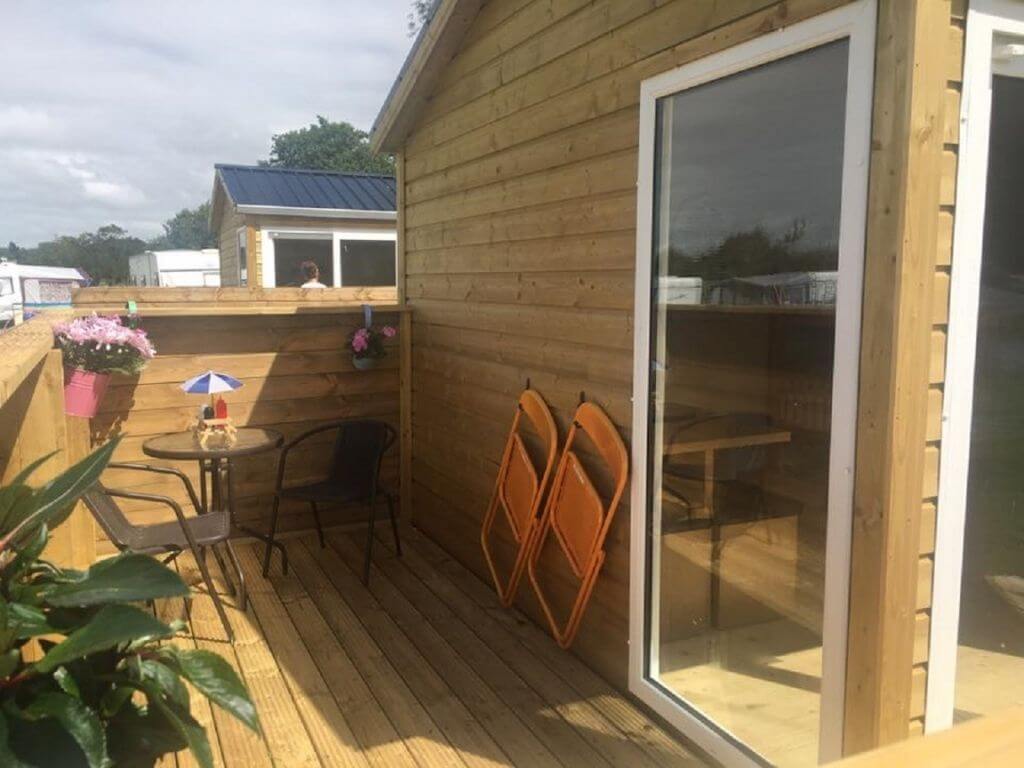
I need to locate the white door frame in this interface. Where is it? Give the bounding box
[927,0,1024,734]
[628,2,876,764]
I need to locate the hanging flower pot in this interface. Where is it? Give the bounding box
[348,320,397,372]
[352,355,378,371]
[63,367,111,418]
[53,314,157,418]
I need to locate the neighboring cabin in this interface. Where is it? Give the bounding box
[209,164,397,289]
[370,0,1009,765]
[128,249,221,287]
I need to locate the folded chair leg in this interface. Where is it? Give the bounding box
[262,493,283,577]
[224,539,247,613]
[363,491,377,585]
[194,543,233,642]
[310,501,325,548]
[385,492,401,557]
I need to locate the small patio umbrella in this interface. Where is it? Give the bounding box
[181,370,243,413]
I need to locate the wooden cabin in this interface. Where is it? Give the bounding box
[370,0,1024,764]
[210,164,398,289]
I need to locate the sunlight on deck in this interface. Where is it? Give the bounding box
[157,530,703,768]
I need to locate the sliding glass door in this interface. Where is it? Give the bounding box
[629,3,875,765]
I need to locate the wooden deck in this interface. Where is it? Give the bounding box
[158,527,703,768]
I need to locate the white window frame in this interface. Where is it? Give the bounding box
[236,227,248,286]
[260,227,397,288]
[628,2,876,765]
[927,0,1024,735]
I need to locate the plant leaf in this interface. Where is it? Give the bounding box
[44,553,189,607]
[34,604,172,674]
[1,438,120,552]
[0,452,54,532]
[54,666,82,698]
[0,649,19,680]
[138,659,190,711]
[20,692,108,768]
[166,648,259,732]
[0,711,29,767]
[139,683,213,768]
[8,602,59,639]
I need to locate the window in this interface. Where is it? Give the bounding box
[0,277,12,297]
[629,3,875,765]
[261,228,396,288]
[339,239,396,286]
[272,234,333,287]
[236,228,248,286]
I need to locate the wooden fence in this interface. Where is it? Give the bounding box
[0,314,94,568]
[72,287,409,556]
[0,288,410,561]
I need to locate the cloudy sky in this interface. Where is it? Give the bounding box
[0,1,414,247]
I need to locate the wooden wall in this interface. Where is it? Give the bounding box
[398,0,857,689]
[72,288,407,556]
[0,316,95,569]
[911,0,967,738]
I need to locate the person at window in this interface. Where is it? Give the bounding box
[299,260,327,289]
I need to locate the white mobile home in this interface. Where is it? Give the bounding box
[128,249,221,287]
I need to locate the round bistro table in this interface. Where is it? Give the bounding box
[142,427,284,609]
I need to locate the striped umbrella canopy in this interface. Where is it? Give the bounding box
[180,370,243,394]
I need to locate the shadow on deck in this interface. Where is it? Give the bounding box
[159,527,705,768]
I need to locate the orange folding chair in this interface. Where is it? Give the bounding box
[480,387,559,607]
[527,400,628,649]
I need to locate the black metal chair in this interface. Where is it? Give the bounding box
[263,419,400,583]
[82,463,241,641]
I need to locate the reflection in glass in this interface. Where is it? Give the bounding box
[645,40,849,766]
[273,237,333,287]
[954,59,1024,722]
[340,240,396,286]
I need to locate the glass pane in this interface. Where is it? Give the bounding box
[340,240,396,286]
[273,238,333,287]
[645,40,849,766]
[954,40,1024,722]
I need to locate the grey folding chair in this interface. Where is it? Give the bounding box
[82,462,242,641]
[263,419,400,583]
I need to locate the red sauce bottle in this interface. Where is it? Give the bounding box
[214,396,228,419]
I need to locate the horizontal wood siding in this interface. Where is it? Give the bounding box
[70,290,406,556]
[218,207,245,286]
[401,0,851,688]
[0,318,95,568]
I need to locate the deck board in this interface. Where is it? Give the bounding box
[160,533,702,767]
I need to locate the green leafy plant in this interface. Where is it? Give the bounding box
[0,438,259,767]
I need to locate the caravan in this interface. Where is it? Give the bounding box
[0,259,88,327]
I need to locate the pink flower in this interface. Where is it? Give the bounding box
[352,334,369,353]
[381,325,397,338]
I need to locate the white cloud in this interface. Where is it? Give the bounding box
[0,0,414,246]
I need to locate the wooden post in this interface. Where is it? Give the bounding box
[844,0,950,754]
[399,310,413,528]
[246,225,260,288]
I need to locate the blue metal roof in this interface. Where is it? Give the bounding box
[215,164,395,212]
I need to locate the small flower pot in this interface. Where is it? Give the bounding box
[63,366,111,418]
[352,356,378,371]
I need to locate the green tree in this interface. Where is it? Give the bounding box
[30,225,145,285]
[150,202,216,250]
[408,0,439,35]
[263,116,393,174]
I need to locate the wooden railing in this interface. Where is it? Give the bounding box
[0,313,95,568]
[834,707,1024,766]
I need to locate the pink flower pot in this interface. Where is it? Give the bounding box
[63,367,110,418]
